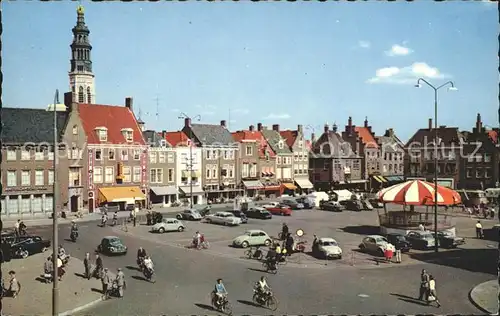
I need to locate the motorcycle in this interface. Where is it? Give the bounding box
[137,257,146,270]
[262,259,278,274]
[70,231,78,242]
[211,292,232,315]
[143,267,155,283]
[252,288,278,311]
[14,248,29,259]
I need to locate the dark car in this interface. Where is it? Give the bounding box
[243,207,272,219]
[319,201,343,212]
[281,199,304,210]
[405,231,437,250]
[228,210,248,223]
[437,231,465,248]
[10,236,51,259]
[339,200,363,211]
[295,197,314,209]
[368,198,384,208]
[96,236,128,256]
[385,233,411,253]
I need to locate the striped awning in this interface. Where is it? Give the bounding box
[243,180,264,190]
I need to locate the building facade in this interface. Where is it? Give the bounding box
[1,108,69,218]
[182,119,241,203]
[374,128,405,187]
[144,130,179,207]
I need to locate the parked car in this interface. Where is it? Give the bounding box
[228,210,248,223]
[313,237,342,259]
[405,231,437,250]
[319,201,343,212]
[195,205,212,216]
[340,200,363,211]
[261,201,280,209]
[232,229,272,248]
[176,209,203,221]
[368,198,384,208]
[205,212,242,226]
[10,236,51,259]
[151,218,185,233]
[358,235,391,256]
[281,199,304,210]
[265,204,292,216]
[96,236,128,255]
[437,231,466,248]
[385,233,411,252]
[295,197,314,209]
[244,207,273,219]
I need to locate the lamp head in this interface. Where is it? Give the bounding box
[448,86,458,91]
[414,83,422,88]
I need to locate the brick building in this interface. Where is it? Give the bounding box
[374,128,405,187]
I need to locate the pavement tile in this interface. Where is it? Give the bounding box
[469,279,498,314]
[1,253,106,316]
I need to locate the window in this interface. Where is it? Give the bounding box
[7,148,16,161]
[298,140,303,149]
[98,129,107,142]
[278,141,284,149]
[44,196,53,212]
[119,166,130,182]
[167,153,174,163]
[246,146,252,156]
[476,168,483,178]
[95,149,102,160]
[467,155,474,162]
[121,150,128,161]
[250,164,257,177]
[35,170,44,186]
[475,154,483,162]
[223,150,229,159]
[48,170,54,185]
[485,154,492,163]
[21,149,30,160]
[229,167,234,178]
[158,152,166,163]
[78,86,84,103]
[87,87,91,103]
[150,152,157,163]
[20,197,30,214]
[69,167,80,186]
[124,130,133,142]
[21,171,30,186]
[32,197,43,213]
[72,125,78,135]
[277,157,282,164]
[105,167,114,183]
[168,168,174,182]
[7,171,17,187]
[242,163,249,178]
[150,168,163,183]
[212,167,218,179]
[134,150,141,160]
[48,149,54,160]
[323,161,330,170]
[206,168,211,179]
[133,167,141,182]
[71,147,79,159]
[8,198,19,214]
[485,168,492,178]
[181,171,188,183]
[35,148,44,160]
[108,149,115,160]
[94,167,103,183]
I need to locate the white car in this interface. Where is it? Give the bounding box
[205,212,242,226]
[232,229,272,248]
[261,201,279,209]
[176,209,203,221]
[151,218,185,233]
[316,237,343,259]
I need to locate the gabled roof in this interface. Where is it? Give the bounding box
[164,131,191,147]
[78,104,145,145]
[405,126,464,148]
[232,130,276,158]
[1,107,68,144]
[260,129,292,155]
[143,130,170,147]
[311,131,358,158]
[375,135,404,153]
[487,130,498,144]
[279,130,298,149]
[184,124,235,146]
[354,127,378,149]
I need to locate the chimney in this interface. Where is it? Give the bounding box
[184,117,191,128]
[324,123,329,133]
[220,120,226,128]
[249,125,255,132]
[348,116,352,127]
[364,116,368,128]
[428,118,433,130]
[257,123,263,131]
[137,120,145,132]
[161,130,167,138]
[125,97,133,111]
[311,133,316,144]
[272,124,280,132]
[297,124,303,133]
[476,113,483,132]
[64,92,76,113]
[388,128,394,137]
[332,123,338,133]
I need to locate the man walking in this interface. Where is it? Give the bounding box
[14,220,20,238]
[475,220,483,239]
[115,268,126,298]
[101,268,111,299]
[83,253,91,280]
[94,254,103,279]
[394,242,402,264]
[418,269,430,301]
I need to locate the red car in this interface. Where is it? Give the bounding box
[265,204,292,216]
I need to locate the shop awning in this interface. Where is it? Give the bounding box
[150,186,178,196]
[373,176,387,183]
[243,180,264,190]
[346,179,368,184]
[179,186,205,196]
[98,186,146,204]
[263,182,281,190]
[282,183,297,190]
[385,176,404,182]
[295,178,313,189]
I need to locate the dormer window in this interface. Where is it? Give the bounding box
[121,128,134,142]
[95,127,108,142]
[278,140,284,149]
[72,125,78,135]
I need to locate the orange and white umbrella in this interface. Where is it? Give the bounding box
[377,179,461,206]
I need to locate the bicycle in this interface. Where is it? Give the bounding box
[262,260,278,274]
[244,247,263,260]
[211,292,232,315]
[253,289,278,311]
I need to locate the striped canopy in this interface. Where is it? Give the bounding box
[377,179,461,206]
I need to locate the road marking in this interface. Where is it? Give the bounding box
[358,294,370,298]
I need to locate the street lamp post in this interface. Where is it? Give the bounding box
[415,79,457,253]
[178,113,201,209]
[52,89,60,316]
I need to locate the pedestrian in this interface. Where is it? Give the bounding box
[475,220,483,239]
[427,275,441,307]
[43,256,53,283]
[133,207,137,227]
[285,233,294,256]
[115,268,126,298]
[418,269,430,301]
[101,268,111,299]
[101,214,107,227]
[6,270,20,298]
[394,242,402,263]
[14,220,20,238]
[84,253,91,280]
[56,255,65,281]
[94,254,103,279]
[418,223,425,232]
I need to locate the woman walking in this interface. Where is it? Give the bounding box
[427,275,441,307]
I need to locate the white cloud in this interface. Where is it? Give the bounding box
[263,113,291,120]
[231,108,249,115]
[358,40,371,49]
[385,44,413,56]
[367,62,450,85]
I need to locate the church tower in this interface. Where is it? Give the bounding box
[69,5,95,104]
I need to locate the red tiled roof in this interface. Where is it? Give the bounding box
[488,130,498,144]
[164,131,192,147]
[279,130,297,149]
[354,126,378,148]
[232,130,276,158]
[78,104,145,145]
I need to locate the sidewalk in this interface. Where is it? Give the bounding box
[469,279,498,314]
[1,253,112,316]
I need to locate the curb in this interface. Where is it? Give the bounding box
[469,281,498,315]
[58,297,104,316]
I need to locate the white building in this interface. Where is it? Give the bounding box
[175,146,204,205]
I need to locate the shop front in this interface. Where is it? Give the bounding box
[281,182,297,196]
[97,186,147,211]
[294,178,314,194]
[179,186,205,205]
[261,180,281,198]
[369,175,388,191]
[384,175,405,185]
[242,180,264,197]
[150,186,179,207]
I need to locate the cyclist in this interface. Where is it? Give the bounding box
[255,276,271,298]
[213,278,228,306]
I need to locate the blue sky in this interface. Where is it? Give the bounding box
[3,1,498,141]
